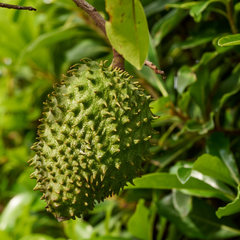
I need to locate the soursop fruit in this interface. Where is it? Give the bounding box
[28,58,157,222]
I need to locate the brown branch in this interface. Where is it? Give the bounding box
[0,3,36,11]
[71,0,106,35]
[144,60,166,79]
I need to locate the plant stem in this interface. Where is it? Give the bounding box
[226,0,238,34]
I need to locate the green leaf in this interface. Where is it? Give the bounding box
[189,1,213,22]
[166,2,198,9]
[178,91,191,113]
[193,52,218,71]
[193,154,236,187]
[144,0,180,17]
[0,230,12,240]
[127,199,150,240]
[92,238,132,240]
[218,34,240,47]
[172,189,192,217]
[216,185,240,218]
[63,218,93,240]
[0,192,34,231]
[65,39,110,63]
[137,34,168,96]
[177,65,197,94]
[177,167,192,184]
[149,96,171,114]
[151,9,187,46]
[212,36,233,54]
[170,33,217,50]
[105,0,149,69]
[126,173,234,200]
[17,25,83,66]
[206,132,240,185]
[212,69,240,111]
[18,234,55,240]
[157,194,240,239]
[185,112,215,135]
[189,67,209,115]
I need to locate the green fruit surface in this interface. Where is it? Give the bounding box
[28,58,156,221]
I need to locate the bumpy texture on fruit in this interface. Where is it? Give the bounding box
[28,58,157,222]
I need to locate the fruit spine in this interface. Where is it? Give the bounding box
[28,58,157,222]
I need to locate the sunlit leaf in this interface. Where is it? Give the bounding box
[127,199,150,240]
[105,0,149,69]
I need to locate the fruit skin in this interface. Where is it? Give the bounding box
[28,58,157,222]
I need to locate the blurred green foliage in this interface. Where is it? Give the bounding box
[1,0,240,239]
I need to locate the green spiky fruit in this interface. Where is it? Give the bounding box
[28,58,157,222]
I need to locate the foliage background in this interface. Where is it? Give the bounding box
[1,0,240,239]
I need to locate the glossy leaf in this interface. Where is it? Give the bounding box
[177,167,192,184]
[172,189,192,217]
[127,199,149,240]
[218,34,240,47]
[157,194,240,239]
[0,192,34,231]
[206,132,240,185]
[216,185,240,218]
[126,173,234,200]
[105,0,149,69]
[193,154,236,187]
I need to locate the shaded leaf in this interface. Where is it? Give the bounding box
[144,0,180,17]
[65,39,110,63]
[189,1,213,22]
[185,112,215,135]
[176,65,196,94]
[206,132,240,185]
[157,194,240,239]
[152,9,187,46]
